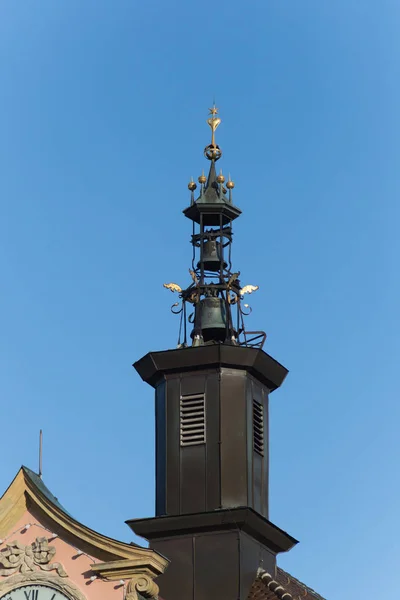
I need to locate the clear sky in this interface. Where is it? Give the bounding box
[1,2,399,598]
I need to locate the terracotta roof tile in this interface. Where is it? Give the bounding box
[276,567,326,600]
[247,569,293,600]
[247,567,326,600]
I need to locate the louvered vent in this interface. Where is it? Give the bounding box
[180,394,206,447]
[253,399,264,456]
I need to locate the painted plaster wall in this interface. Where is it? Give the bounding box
[0,510,125,600]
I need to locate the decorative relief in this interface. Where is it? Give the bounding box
[126,574,159,600]
[0,537,67,578]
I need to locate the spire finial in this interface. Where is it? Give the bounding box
[204,104,222,161]
[207,104,220,146]
[39,429,43,479]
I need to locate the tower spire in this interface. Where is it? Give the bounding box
[163,107,265,350]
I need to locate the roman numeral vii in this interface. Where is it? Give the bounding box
[24,591,39,600]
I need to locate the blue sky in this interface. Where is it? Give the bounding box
[1,2,399,598]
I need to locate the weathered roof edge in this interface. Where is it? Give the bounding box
[22,466,72,517]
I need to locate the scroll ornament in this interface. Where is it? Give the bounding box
[126,574,159,600]
[0,537,67,578]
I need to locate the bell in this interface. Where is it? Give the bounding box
[196,297,227,342]
[197,240,227,272]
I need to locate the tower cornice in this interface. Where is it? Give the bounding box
[127,507,298,555]
[133,345,288,391]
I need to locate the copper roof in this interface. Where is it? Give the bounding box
[247,567,326,600]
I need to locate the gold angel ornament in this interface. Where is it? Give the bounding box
[163,283,182,293]
[240,284,259,297]
[227,272,240,288]
[189,269,199,285]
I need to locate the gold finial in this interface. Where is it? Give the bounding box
[226,173,235,189]
[207,105,221,147]
[198,169,207,184]
[188,177,197,191]
[217,169,225,184]
[204,104,222,161]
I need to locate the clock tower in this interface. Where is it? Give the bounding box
[128,108,298,600]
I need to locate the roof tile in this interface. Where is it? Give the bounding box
[276,568,326,600]
[247,567,326,600]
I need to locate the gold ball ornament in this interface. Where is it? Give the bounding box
[188,180,197,191]
[198,174,207,184]
[217,171,225,184]
[226,180,235,189]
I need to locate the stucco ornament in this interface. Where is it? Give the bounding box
[0,537,67,577]
[126,574,159,600]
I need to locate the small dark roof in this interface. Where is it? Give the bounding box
[22,466,72,517]
[247,567,326,600]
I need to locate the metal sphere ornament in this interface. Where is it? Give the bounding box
[204,143,222,161]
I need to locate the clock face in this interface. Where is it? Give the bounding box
[0,586,70,600]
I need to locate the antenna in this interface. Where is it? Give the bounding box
[39,430,43,479]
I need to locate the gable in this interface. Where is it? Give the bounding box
[0,468,168,600]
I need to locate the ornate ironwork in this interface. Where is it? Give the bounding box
[163,107,266,349]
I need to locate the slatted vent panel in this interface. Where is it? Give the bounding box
[180,394,206,447]
[253,399,264,456]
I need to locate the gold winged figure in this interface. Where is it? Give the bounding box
[189,269,199,286]
[227,271,240,288]
[163,283,182,293]
[240,284,259,297]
